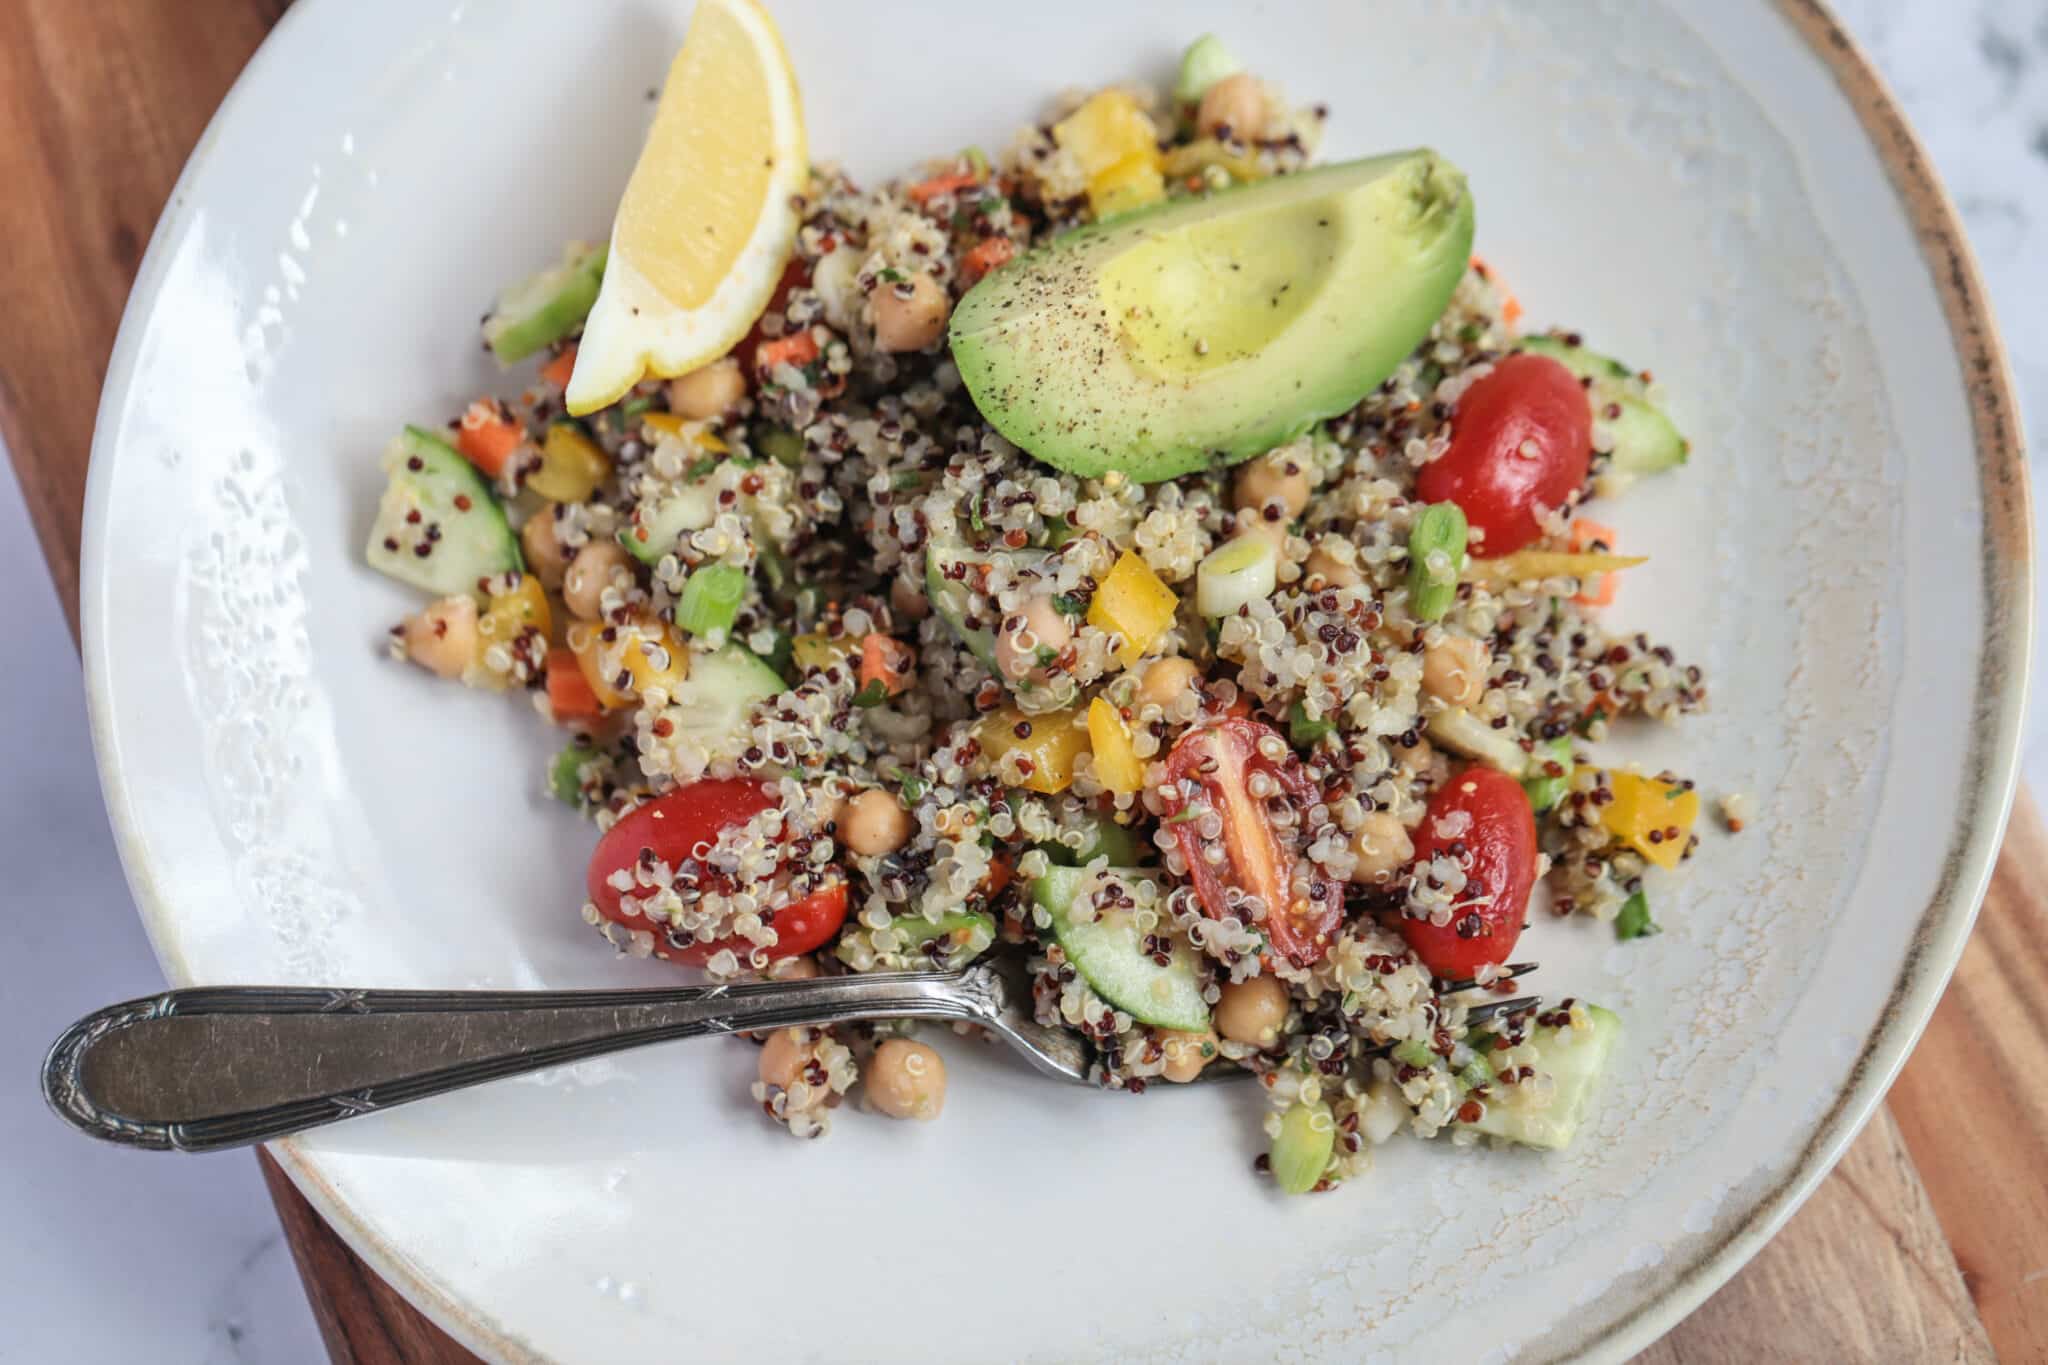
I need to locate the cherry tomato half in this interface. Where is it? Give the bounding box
[586,779,848,966]
[1161,717,1345,967]
[1400,767,1537,977]
[1415,353,1592,558]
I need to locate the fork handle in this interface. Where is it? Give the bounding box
[43,969,998,1152]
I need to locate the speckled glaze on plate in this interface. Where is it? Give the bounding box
[81,1,2028,1360]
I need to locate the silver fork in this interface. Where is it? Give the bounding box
[42,957,1537,1152]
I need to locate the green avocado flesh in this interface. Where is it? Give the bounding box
[949,150,1474,482]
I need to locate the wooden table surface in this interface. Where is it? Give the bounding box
[5,2,2042,1360]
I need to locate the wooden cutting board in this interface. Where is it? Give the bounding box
[2,1,2037,1359]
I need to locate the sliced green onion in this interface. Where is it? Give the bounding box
[1288,699,1335,748]
[1174,34,1244,105]
[1197,532,1278,617]
[852,678,889,708]
[1425,707,1528,777]
[1407,501,1468,621]
[1391,1040,1437,1070]
[1269,1102,1335,1195]
[1520,736,1576,812]
[1615,891,1660,941]
[676,564,748,637]
[962,145,991,178]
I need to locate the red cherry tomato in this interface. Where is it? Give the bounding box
[1400,767,1537,977]
[1160,717,1345,967]
[586,779,848,966]
[1415,353,1592,558]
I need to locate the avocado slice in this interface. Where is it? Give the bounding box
[949,150,1473,482]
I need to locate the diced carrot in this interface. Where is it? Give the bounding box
[907,171,980,205]
[859,634,914,698]
[737,257,810,372]
[456,399,524,477]
[753,329,820,378]
[1470,254,1522,329]
[545,648,603,720]
[960,237,1015,287]
[982,851,1013,898]
[1568,519,1621,607]
[539,345,577,389]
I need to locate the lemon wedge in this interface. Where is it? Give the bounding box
[566,0,806,415]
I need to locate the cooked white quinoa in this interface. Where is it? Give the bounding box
[374,60,1708,1187]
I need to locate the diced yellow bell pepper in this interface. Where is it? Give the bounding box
[530,423,613,503]
[1088,152,1165,219]
[481,573,552,640]
[792,631,860,673]
[1599,770,1700,871]
[568,623,632,710]
[611,614,691,700]
[1086,698,1145,794]
[465,574,553,690]
[1088,550,1179,669]
[975,705,1090,794]
[1052,90,1160,177]
[641,412,731,453]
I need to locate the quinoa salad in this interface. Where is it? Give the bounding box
[362,24,1712,1193]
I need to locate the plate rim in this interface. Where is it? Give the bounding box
[75,1,2032,1360]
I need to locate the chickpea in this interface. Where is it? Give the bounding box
[1224,509,1289,560]
[1137,656,1202,710]
[1196,72,1267,142]
[1158,1028,1219,1083]
[866,1038,946,1120]
[665,356,746,420]
[841,788,913,857]
[400,595,478,680]
[871,272,951,352]
[520,507,571,590]
[1350,811,1415,882]
[994,593,1073,683]
[1391,732,1435,777]
[1215,974,1290,1049]
[1421,634,1491,707]
[767,954,821,982]
[1233,453,1312,519]
[563,540,632,620]
[1302,544,1362,589]
[890,574,930,623]
[757,1028,827,1110]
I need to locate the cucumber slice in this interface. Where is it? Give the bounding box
[1463,1003,1621,1150]
[1174,34,1244,105]
[483,243,608,364]
[1036,813,1145,868]
[620,484,718,567]
[1031,866,1210,1031]
[1517,334,1687,475]
[364,426,522,597]
[660,644,787,761]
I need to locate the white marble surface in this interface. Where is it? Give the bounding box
[0,450,326,1362]
[0,4,2041,1362]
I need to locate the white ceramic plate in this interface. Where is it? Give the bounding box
[84,1,2029,1360]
